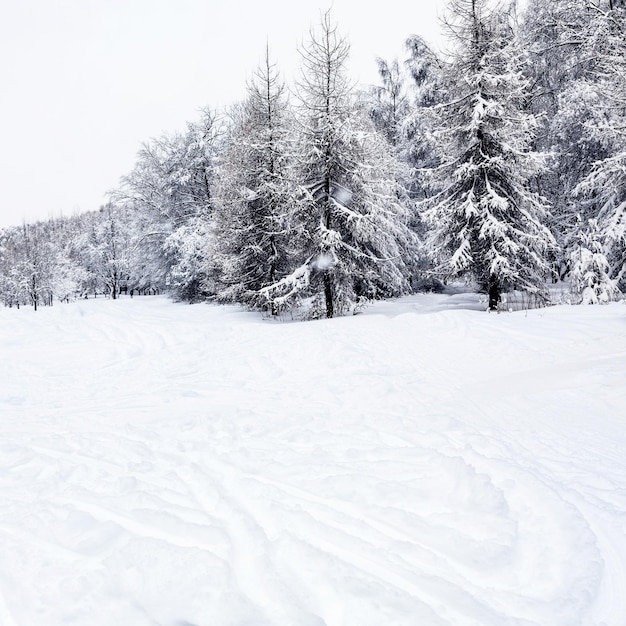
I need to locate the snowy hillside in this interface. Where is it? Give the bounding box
[1,294,625,626]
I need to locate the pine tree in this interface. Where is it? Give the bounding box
[266,12,416,318]
[423,0,555,310]
[213,48,297,312]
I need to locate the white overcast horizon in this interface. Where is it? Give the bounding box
[0,0,446,229]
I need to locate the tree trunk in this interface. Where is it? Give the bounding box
[322,183,334,318]
[323,272,334,318]
[488,276,500,311]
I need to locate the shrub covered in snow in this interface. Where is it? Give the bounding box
[570,219,619,304]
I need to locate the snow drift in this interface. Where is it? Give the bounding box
[1,294,625,625]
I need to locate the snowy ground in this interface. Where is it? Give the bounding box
[1,293,625,626]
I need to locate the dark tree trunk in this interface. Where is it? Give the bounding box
[323,272,334,318]
[322,180,334,318]
[488,276,500,311]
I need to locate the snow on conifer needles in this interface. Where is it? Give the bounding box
[2,4,626,316]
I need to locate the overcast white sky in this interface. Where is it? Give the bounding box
[0,0,445,229]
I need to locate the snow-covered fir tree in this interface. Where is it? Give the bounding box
[212,48,297,313]
[7,5,624,314]
[263,12,417,318]
[422,0,555,310]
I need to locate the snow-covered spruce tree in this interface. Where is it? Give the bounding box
[264,12,417,318]
[422,0,555,310]
[571,2,626,294]
[212,48,297,313]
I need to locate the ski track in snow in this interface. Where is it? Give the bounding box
[1,294,625,625]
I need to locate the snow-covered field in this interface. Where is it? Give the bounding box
[1,293,625,626]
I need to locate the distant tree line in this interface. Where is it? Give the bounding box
[1,0,625,315]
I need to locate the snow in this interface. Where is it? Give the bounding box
[1,293,625,626]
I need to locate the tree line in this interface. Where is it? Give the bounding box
[1,0,624,316]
